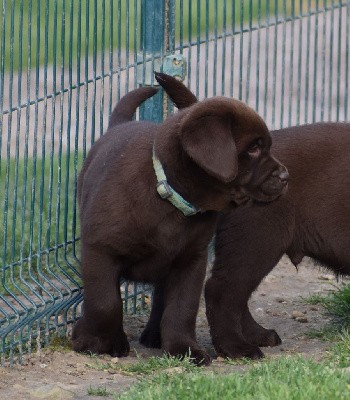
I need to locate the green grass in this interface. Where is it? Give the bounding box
[305,284,350,331]
[0,0,139,72]
[88,386,112,397]
[2,329,73,358]
[48,334,73,351]
[87,354,198,376]
[323,284,350,329]
[223,356,258,366]
[329,330,350,368]
[303,284,350,340]
[304,293,328,306]
[305,326,338,341]
[117,356,350,400]
[0,152,83,294]
[0,0,329,72]
[115,284,350,399]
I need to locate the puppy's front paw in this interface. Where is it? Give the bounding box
[188,347,212,366]
[215,342,264,360]
[139,328,162,349]
[163,341,212,366]
[252,329,282,347]
[72,319,130,357]
[111,331,130,357]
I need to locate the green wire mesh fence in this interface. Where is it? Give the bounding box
[1,0,349,365]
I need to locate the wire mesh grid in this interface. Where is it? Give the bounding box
[1,0,349,365]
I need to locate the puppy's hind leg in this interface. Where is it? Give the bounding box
[139,283,165,348]
[72,244,129,357]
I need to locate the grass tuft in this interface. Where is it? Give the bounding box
[87,386,112,397]
[328,330,350,368]
[305,326,337,341]
[48,334,72,351]
[304,284,350,332]
[87,354,198,376]
[223,356,259,366]
[304,293,328,305]
[323,285,350,329]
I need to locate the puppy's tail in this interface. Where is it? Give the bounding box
[108,86,159,127]
[155,72,198,109]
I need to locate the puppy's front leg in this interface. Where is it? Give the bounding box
[160,250,211,366]
[205,275,264,360]
[72,244,129,357]
[241,306,281,347]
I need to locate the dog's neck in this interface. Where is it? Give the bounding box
[152,144,201,217]
[153,122,232,213]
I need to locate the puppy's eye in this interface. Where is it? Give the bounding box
[247,139,263,157]
[248,145,259,154]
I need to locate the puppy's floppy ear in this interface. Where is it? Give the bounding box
[180,110,238,183]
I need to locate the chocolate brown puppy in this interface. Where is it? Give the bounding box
[72,73,288,365]
[155,76,350,358]
[139,74,288,360]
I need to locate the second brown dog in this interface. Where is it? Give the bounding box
[206,121,350,359]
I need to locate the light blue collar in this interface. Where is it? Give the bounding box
[152,145,200,217]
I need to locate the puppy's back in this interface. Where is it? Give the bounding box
[271,123,350,190]
[78,87,158,204]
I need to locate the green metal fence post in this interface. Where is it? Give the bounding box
[139,0,165,122]
[139,0,177,122]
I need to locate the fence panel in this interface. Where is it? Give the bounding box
[1,0,349,365]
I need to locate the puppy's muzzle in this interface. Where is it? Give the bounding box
[263,165,289,197]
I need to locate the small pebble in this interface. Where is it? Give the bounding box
[318,274,334,281]
[291,310,304,319]
[108,369,117,374]
[255,307,265,316]
[295,316,308,323]
[216,356,225,362]
[111,357,119,364]
[275,297,286,303]
[163,367,184,374]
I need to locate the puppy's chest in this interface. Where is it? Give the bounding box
[120,213,217,282]
[136,217,211,257]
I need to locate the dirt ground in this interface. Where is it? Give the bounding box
[0,255,344,400]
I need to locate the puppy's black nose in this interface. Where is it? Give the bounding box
[279,169,289,183]
[272,167,289,182]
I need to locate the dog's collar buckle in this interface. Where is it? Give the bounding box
[152,144,200,217]
[156,180,173,199]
